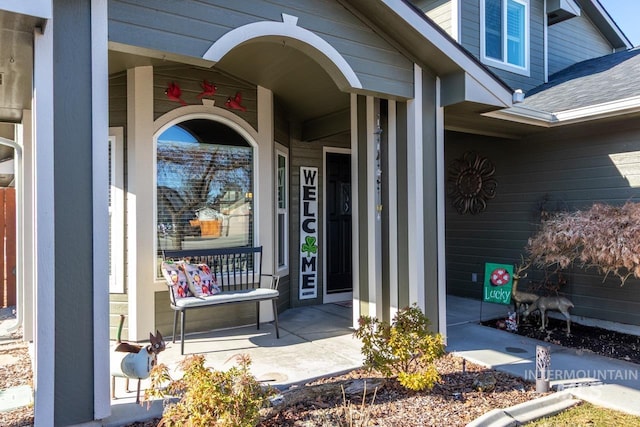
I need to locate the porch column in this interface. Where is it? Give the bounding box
[126,66,156,341]
[257,85,275,322]
[386,100,399,321]
[406,64,426,312]
[33,19,55,426]
[402,63,444,334]
[400,65,446,331]
[47,0,109,424]
[351,94,383,323]
[421,68,442,334]
[350,94,360,327]
[92,0,111,418]
[18,111,34,343]
[435,78,447,339]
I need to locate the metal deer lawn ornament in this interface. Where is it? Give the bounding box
[523,296,574,336]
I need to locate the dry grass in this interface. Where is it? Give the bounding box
[526,401,640,426]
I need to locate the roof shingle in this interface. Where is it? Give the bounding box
[521,47,640,113]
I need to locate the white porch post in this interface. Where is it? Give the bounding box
[436,77,447,340]
[407,64,426,311]
[126,66,156,340]
[366,97,382,319]
[257,85,275,322]
[387,100,399,320]
[92,0,111,418]
[350,94,361,328]
[18,111,34,342]
[33,21,55,425]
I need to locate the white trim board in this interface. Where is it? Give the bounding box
[33,20,55,425]
[203,13,362,92]
[92,0,110,419]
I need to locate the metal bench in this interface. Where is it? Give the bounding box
[162,246,280,354]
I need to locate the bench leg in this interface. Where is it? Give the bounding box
[180,310,186,355]
[272,299,280,339]
[256,301,260,330]
[172,310,178,344]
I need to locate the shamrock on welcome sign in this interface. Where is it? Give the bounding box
[301,236,317,257]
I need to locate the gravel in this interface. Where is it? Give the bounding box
[0,328,34,427]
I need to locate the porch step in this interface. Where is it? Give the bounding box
[0,385,33,412]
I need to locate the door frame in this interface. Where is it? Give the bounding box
[322,146,352,304]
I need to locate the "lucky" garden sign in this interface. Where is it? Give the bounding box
[483,262,513,305]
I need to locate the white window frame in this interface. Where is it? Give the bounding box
[109,127,125,293]
[480,0,530,76]
[275,143,289,276]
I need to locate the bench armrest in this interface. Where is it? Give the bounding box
[261,274,280,290]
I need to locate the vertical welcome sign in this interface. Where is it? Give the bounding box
[300,166,318,299]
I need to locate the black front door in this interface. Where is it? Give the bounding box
[325,152,352,296]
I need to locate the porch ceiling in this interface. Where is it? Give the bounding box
[214,40,349,123]
[0,11,42,124]
[109,41,350,131]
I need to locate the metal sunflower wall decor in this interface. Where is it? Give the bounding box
[447,151,497,215]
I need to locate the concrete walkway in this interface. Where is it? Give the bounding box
[446,295,640,419]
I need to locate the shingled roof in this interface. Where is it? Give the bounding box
[521,47,640,113]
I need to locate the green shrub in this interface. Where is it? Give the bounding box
[145,354,272,427]
[354,304,445,391]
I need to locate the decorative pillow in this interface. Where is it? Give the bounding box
[161,261,190,299]
[183,263,221,297]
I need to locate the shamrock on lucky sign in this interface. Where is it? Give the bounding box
[301,236,317,257]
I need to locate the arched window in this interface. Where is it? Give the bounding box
[157,119,254,252]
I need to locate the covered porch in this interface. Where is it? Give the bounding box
[0,1,514,424]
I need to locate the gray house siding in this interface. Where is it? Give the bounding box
[421,70,441,331]
[54,0,95,424]
[412,0,455,38]
[460,0,545,91]
[109,72,127,128]
[548,12,613,77]
[153,66,258,129]
[445,120,640,326]
[108,0,414,99]
[395,103,410,310]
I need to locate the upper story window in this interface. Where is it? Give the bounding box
[481,0,529,75]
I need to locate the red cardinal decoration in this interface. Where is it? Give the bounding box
[165,82,187,106]
[197,80,217,98]
[225,92,247,112]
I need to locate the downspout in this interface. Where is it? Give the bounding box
[0,136,23,334]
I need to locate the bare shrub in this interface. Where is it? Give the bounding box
[526,202,640,284]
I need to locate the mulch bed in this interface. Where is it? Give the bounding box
[128,353,544,427]
[482,315,640,364]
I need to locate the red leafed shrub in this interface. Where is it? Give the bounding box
[526,202,640,285]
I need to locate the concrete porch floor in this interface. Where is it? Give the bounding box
[107,302,364,426]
